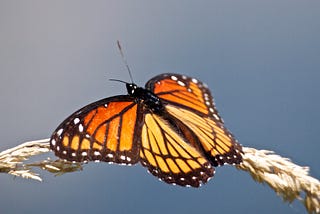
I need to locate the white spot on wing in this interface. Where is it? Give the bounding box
[192,78,198,83]
[73,118,80,124]
[51,139,56,146]
[94,151,100,156]
[81,151,87,156]
[79,124,84,132]
[57,128,63,136]
[107,153,114,158]
[171,76,178,81]
[177,80,185,86]
[213,114,220,120]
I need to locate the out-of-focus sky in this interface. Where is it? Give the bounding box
[0,1,319,213]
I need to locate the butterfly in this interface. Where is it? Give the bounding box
[50,73,242,187]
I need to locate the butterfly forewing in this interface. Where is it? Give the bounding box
[146,73,243,166]
[146,73,223,122]
[50,96,142,165]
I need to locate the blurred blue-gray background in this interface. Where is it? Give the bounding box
[0,1,319,213]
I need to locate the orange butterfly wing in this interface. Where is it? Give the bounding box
[146,73,222,121]
[139,113,214,187]
[146,73,243,166]
[50,95,142,164]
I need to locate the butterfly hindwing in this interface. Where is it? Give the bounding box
[146,73,243,166]
[50,95,142,165]
[140,113,214,187]
[166,105,242,166]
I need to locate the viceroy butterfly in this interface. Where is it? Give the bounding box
[50,73,242,187]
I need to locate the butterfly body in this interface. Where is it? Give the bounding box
[50,73,242,187]
[126,83,165,114]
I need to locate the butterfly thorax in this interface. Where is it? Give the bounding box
[126,83,165,114]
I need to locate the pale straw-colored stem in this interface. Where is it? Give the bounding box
[0,140,319,213]
[0,139,82,181]
[237,147,320,213]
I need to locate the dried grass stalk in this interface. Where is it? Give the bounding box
[0,139,82,181]
[0,140,319,213]
[238,147,320,214]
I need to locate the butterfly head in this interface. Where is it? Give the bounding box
[126,83,138,95]
[109,78,138,95]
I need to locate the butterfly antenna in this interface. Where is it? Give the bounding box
[117,40,134,83]
[109,78,129,84]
